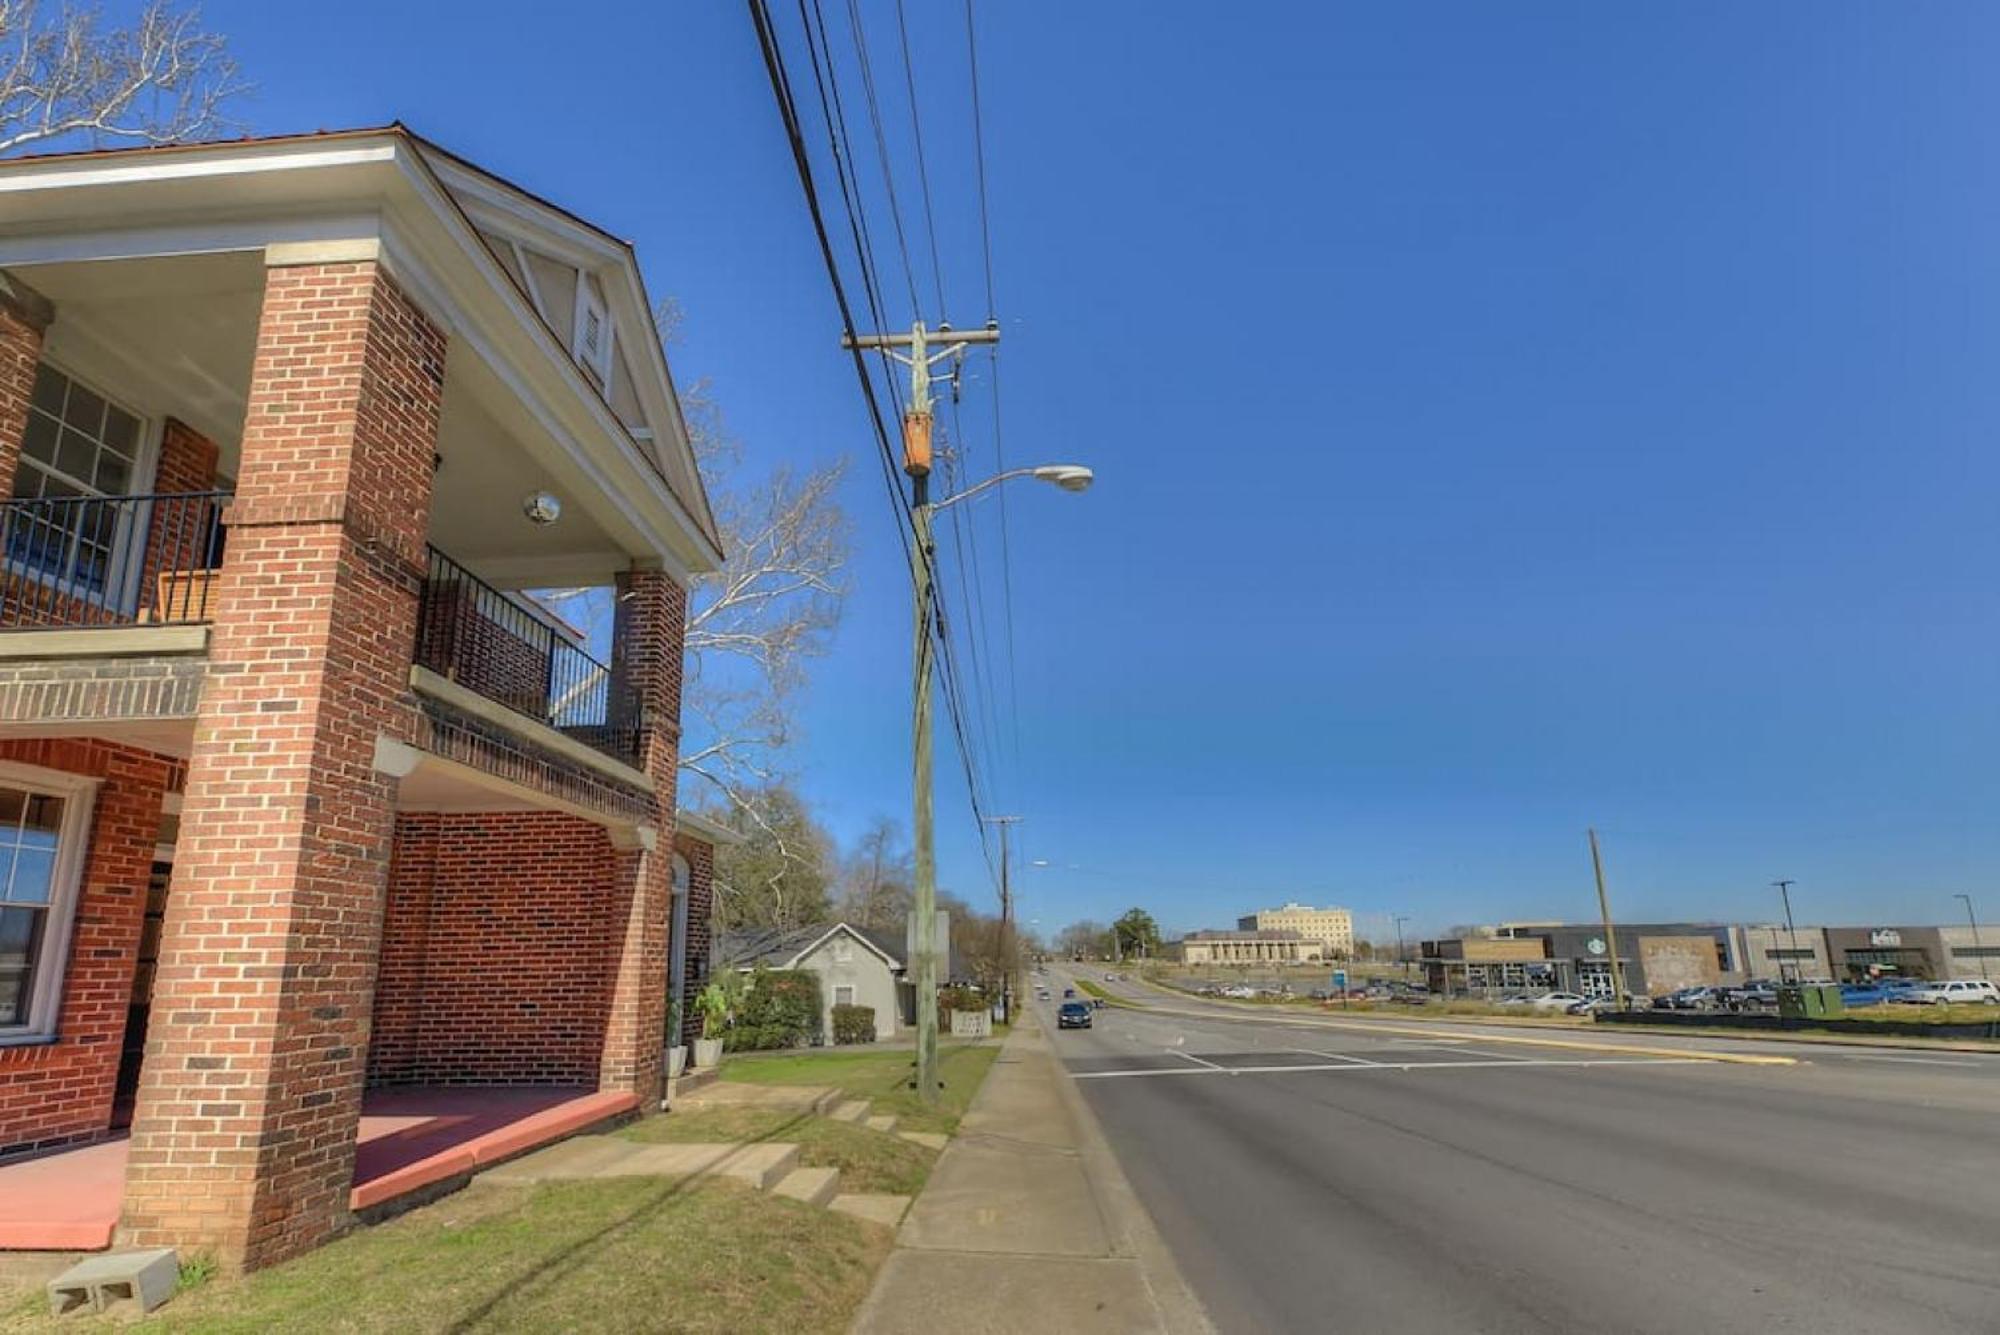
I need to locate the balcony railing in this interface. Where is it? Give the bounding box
[0,491,229,629]
[415,546,642,770]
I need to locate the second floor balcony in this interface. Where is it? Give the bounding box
[0,490,642,771]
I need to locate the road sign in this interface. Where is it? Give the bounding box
[1332,969,1348,991]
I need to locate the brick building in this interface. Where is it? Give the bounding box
[0,128,728,1270]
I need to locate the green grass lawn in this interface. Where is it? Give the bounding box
[719,1040,1001,1135]
[619,1105,937,1195]
[1,1177,889,1334]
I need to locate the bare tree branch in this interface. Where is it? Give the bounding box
[0,0,247,156]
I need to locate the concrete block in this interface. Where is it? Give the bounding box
[47,1249,178,1317]
[715,1142,800,1190]
[897,1130,949,1151]
[771,1166,842,1208]
[866,1114,899,1134]
[830,1193,912,1228]
[829,1100,871,1123]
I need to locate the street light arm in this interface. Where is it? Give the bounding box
[931,464,1093,512]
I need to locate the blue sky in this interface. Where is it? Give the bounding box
[203,0,2000,941]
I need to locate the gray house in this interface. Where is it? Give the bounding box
[718,923,915,1042]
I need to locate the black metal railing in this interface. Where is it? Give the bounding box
[0,491,229,629]
[415,546,642,768]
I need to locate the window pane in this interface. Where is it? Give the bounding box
[0,904,41,1025]
[0,787,25,835]
[20,411,57,467]
[8,848,54,905]
[22,793,62,835]
[65,383,106,438]
[54,427,98,485]
[29,365,65,416]
[95,452,131,494]
[102,408,139,454]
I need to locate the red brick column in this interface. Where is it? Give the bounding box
[0,270,55,500]
[118,259,443,1271]
[599,569,686,1099]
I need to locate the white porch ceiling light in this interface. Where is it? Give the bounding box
[522,492,562,525]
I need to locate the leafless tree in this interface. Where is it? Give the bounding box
[544,302,851,829]
[836,816,913,931]
[0,0,245,156]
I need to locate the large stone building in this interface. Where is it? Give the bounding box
[1176,929,1325,965]
[0,128,725,1270]
[1236,901,1354,956]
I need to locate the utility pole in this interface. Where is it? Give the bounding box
[1587,828,1628,1007]
[842,320,1000,1107]
[1393,915,1411,982]
[983,815,1023,1024]
[1772,879,1800,984]
[1955,893,1989,982]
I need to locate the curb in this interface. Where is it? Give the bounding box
[1038,1008,1217,1335]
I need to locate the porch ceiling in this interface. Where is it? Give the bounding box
[15,252,633,590]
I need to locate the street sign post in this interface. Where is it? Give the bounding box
[1333,969,1348,1009]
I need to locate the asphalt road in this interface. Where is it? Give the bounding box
[1036,968,2000,1335]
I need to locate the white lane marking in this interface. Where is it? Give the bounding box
[1839,1054,1984,1068]
[1169,1048,1226,1071]
[1071,1057,1708,1081]
[1287,1046,1379,1067]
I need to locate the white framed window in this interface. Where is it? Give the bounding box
[10,362,153,601]
[833,985,856,1007]
[573,282,613,387]
[0,762,101,1044]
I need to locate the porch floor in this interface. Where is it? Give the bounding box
[0,1085,639,1252]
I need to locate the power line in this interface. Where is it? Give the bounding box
[964,0,997,318]
[893,0,949,317]
[751,0,914,568]
[842,0,922,318]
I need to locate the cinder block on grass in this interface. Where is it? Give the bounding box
[46,1249,178,1317]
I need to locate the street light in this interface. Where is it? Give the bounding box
[1955,894,1989,982]
[909,461,1092,1106]
[1772,880,1800,984]
[1393,914,1412,981]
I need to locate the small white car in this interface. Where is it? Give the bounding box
[1894,979,2000,1007]
[1527,991,1590,1011]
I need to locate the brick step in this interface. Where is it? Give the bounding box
[829,1193,912,1229]
[895,1130,948,1151]
[864,1113,898,1134]
[827,1100,871,1124]
[769,1166,841,1208]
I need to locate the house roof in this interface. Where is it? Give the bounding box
[0,124,725,573]
[718,922,906,971]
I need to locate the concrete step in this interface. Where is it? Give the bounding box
[864,1114,898,1134]
[677,1081,837,1115]
[483,1135,645,1183]
[895,1130,949,1152]
[715,1142,801,1191]
[770,1165,842,1208]
[829,1193,911,1229]
[828,1100,871,1124]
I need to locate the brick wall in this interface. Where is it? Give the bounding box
[597,569,685,1099]
[0,738,174,1158]
[415,580,555,723]
[370,811,617,1086]
[672,831,716,1048]
[0,655,205,727]
[0,271,52,501]
[118,259,443,1271]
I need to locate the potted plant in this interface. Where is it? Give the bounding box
[666,996,689,1078]
[693,980,731,1068]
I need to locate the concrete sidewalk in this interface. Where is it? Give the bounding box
[850,1011,1211,1335]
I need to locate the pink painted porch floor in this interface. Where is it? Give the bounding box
[0,1086,638,1252]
